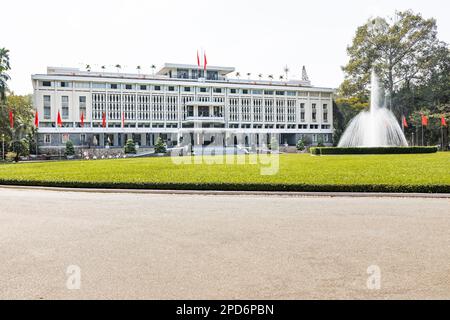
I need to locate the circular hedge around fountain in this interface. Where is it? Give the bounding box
[310,146,438,155]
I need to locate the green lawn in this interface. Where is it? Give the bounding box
[0,153,449,193]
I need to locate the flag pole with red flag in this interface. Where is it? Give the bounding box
[441,116,447,150]
[197,50,200,69]
[402,115,408,131]
[102,112,106,128]
[57,110,62,127]
[56,110,62,159]
[34,111,39,156]
[34,111,39,128]
[122,112,125,128]
[421,114,428,146]
[203,51,207,73]
[9,110,14,129]
[80,112,84,127]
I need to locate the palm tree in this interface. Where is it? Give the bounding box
[235,72,241,80]
[246,72,251,80]
[258,73,262,81]
[151,65,156,76]
[0,47,11,102]
[268,74,273,82]
[101,65,106,71]
[85,64,91,72]
[115,64,121,73]
[279,75,284,81]
[136,65,141,75]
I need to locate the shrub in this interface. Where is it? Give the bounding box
[124,139,136,154]
[64,140,75,156]
[154,137,167,154]
[5,152,17,162]
[296,139,305,151]
[310,146,438,155]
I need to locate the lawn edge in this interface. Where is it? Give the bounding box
[0,179,449,194]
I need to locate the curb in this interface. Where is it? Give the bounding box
[1,185,449,198]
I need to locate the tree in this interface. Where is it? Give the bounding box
[124,138,136,154]
[115,64,121,73]
[235,72,240,79]
[154,137,167,154]
[0,47,11,101]
[151,65,156,76]
[1,94,34,152]
[65,140,75,157]
[342,10,445,113]
[9,138,29,162]
[136,65,141,74]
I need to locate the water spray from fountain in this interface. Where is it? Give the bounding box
[338,70,408,147]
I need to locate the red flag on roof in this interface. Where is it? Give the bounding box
[203,51,207,72]
[197,50,200,68]
[442,116,447,127]
[421,114,428,126]
[102,112,106,128]
[57,110,62,127]
[9,110,14,128]
[80,112,84,127]
[402,115,408,128]
[34,111,39,128]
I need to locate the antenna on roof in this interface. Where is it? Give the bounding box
[301,66,309,82]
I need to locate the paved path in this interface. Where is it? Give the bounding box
[0,188,449,299]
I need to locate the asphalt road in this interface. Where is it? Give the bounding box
[0,187,449,299]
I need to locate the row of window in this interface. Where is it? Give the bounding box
[43,94,329,123]
[39,81,331,97]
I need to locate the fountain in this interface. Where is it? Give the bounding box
[338,70,408,147]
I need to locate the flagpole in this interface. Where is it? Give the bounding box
[421,123,424,146]
[35,130,38,157]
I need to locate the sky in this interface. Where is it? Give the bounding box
[2,0,450,94]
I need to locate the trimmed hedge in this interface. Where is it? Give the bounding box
[0,179,449,194]
[310,146,438,155]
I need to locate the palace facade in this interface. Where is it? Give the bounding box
[32,63,334,150]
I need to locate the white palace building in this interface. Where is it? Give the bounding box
[32,63,334,151]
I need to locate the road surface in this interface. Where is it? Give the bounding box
[0,187,449,299]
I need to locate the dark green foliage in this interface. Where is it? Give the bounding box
[296,139,305,151]
[64,140,75,156]
[0,179,447,194]
[310,146,438,155]
[124,139,136,154]
[154,137,167,154]
[9,138,29,162]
